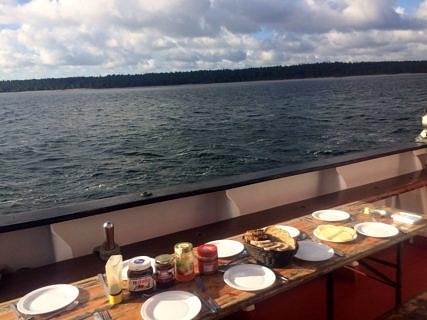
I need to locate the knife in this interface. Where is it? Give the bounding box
[194,276,220,312]
[333,248,345,257]
[190,290,218,314]
[97,273,109,297]
[271,269,289,282]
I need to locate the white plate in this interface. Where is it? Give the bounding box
[140,290,201,320]
[354,222,399,238]
[294,241,334,261]
[274,225,301,238]
[312,209,350,222]
[207,239,244,258]
[223,264,276,291]
[122,256,155,280]
[17,284,79,315]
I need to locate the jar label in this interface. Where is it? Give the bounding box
[157,268,175,283]
[202,262,217,273]
[176,259,194,276]
[128,275,154,292]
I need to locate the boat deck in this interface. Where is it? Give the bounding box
[0,170,426,319]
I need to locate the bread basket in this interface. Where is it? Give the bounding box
[243,241,298,268]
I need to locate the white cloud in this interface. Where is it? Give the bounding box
[417,0,427,18]
[0,0,427,80]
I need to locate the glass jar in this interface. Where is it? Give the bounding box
[155,254,175,289]
[174,242,195,282]
[127,256,155,295]
[197,244,218,275]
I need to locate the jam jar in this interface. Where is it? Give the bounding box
[127,256,155,295]
[174,242,195,282]
[197,244,218,275]
[155,254,175,289]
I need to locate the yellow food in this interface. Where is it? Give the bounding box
[314,225,356,242]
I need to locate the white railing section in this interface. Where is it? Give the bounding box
[1,148,426,270]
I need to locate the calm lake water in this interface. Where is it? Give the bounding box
[1,73,426,214]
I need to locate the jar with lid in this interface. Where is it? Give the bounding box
[174,242,195,282]
[155,254,175,289]
[127,256,155,295]
[197,244,218,275]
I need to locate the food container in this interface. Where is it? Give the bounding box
[155,254,175,289]
[127,257,155,295]
[174,242,195,282]
[197,244,218,275]
[243,242,298,268]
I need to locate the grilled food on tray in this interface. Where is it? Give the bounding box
[243,226,296,251]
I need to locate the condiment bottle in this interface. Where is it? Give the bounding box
[174,242,195,282]
[105,254,123,305]
[197,244,218,275]
[127,256,155,295]
[155,254,175,289]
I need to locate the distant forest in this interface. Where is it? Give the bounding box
[1,60,427,93]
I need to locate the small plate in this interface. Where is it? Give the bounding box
[312,209,350,222]
[122,256,155,280]
[17,284,79,315]
[313,225,357,243]
[294,241,334,261]
[274,225,300,238]
[141,290,201,320]
[207,239,244,258]
[223,264,276,291]
[354,222,399,238]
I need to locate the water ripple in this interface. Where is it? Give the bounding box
[1,73,426,214]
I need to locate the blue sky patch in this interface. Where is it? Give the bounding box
[397,0,422,14]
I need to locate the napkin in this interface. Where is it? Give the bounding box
[391,212,422,225]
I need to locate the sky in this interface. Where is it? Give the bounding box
[0,0,427,80]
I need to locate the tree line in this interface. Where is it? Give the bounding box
[1,61,427,93]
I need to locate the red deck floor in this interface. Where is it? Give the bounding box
[226,236,427,320]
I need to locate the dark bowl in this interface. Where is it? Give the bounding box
[243,242,298,268]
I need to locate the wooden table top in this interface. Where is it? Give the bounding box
[1,200,426,320]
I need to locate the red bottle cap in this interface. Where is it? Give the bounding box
[197,244,218,257]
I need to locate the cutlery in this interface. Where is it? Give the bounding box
[194,276,221,311]
[333,248,345,257]
[190,290,218,314]
[99,310,112,320]
[97,273,109,297]
[218,252,249,272]
[93,310,112,320]
[10,303,32,320]
[93,312,103,320]
[269,269,289,282]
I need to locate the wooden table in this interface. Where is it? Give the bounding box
[1,201,426,320]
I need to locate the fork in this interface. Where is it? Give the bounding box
[218,251,249,272]
[93,310,113,320]
[9,303,32,320]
